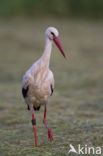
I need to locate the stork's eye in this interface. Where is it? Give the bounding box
[51,32,55,36]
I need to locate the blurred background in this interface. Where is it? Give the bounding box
[0,0,103,19]
[0,0,103,156]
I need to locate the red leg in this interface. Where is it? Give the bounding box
[43,104,53,141]
[31,105,37,147]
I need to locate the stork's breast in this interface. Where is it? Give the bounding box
[28,82,50,104]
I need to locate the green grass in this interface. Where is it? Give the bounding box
[0,19,103,156]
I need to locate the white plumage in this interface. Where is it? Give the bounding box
[22,62,54,108]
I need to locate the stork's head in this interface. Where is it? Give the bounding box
[45,27,59,40]
[45,27,66,58]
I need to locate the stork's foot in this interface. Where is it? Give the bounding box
[48,129,53,141]
[43,104,54,141]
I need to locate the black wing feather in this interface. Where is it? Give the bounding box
[22,86,29,98]
[50,84,54,96]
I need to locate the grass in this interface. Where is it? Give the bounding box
[0,18,103,156]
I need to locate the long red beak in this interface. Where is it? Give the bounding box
[53,36,66,58]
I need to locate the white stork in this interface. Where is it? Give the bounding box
[22,27,66,147]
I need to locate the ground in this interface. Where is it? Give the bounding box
[0,19,103,156]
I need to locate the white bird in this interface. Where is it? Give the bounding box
[22,27,66,147]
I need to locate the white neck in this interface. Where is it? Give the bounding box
[41,36,53,67]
